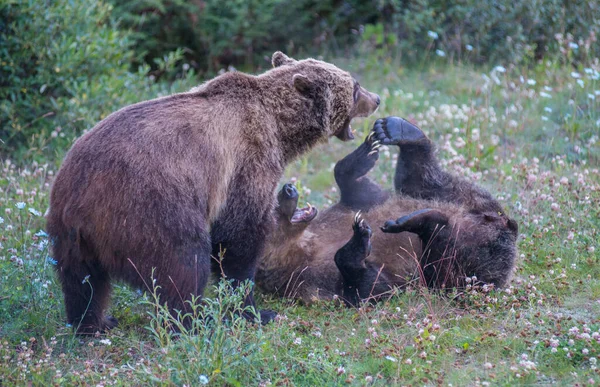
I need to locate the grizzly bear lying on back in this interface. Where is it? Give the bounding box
[257,117,518,305]
[47,52,380,333]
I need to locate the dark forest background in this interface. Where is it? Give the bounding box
[1,0,598,157]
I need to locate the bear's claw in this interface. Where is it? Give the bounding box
[366,133,382,157]
[352,212,372,256]
[372,117,427,146]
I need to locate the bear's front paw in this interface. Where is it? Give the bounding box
[381,208,434,233]
[242,309,277,325]
[372,117,427,146]
[353,211,372,256]
[103,315,119,330]
[258,309,278,325]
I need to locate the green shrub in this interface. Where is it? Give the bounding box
[0,0,195,158]
[109,0,599,73]
[108,0,380,73]
[0,0,134,157]
[375,0,600,65]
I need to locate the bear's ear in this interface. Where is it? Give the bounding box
[272,51,296,67]
[292,73,314,95]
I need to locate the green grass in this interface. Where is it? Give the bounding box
[1,58,599,386]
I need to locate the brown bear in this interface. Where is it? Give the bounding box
[46,51,380,333]
[256,117,518,306]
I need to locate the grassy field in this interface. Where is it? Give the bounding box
[1,58,599,386]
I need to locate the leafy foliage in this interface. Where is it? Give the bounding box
[0,0,194,158]
[109,0,600,73]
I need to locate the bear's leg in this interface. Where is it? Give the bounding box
[53,236,116,335]
[133,236,211,327]
[381,208,456,287]
[372,117,450,198]
[211,214,277,324]
[334,133,388,210]
[334,213,393,306]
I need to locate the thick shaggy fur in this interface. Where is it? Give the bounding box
[47,52,380,333]
[257,117,518,305]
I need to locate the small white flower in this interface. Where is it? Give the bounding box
[293,337,302,345]
[0,217,3,224]
[569,42,579,49]
[385,355,397,362]
[527,79,536,85]
[544,107,553,113]
[16,202,26,210]
[199,375,209,384]
[540,91,552,98]
[494,65,506,73]
[436,49,446,57]
[588,94,595,100]
[577,79,585,88]
[427,31,439,40]
[571,72,581,78]
[28,208,41,216]
[99,339,111,345]
[466,44,473,51]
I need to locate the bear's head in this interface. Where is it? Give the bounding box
[271,51,380,141]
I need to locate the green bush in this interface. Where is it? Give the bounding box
[108,0,379,73]
[2,0,598,157]
[109,0,599,73]
[0,0,194,158]
[375,0,600,65]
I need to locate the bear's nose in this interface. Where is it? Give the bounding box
[375,95,381,106]
[284,184,297,198]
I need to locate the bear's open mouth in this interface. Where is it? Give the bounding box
[290,204,318,223]
[335,117,355,141]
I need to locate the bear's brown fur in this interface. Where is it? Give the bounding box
[257,117,518,305]
[47,52,380,333]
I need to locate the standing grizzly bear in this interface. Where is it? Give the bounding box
[257,117,518,305]
[47,52,380,333]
